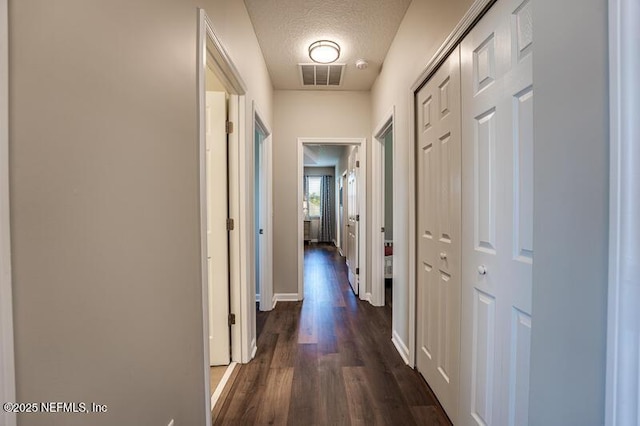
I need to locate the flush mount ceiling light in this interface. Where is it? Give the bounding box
[308,40,340,64]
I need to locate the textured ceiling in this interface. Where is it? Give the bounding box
[244,0,412,91]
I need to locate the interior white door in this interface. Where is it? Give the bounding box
[206,91,230,366]
[341,173,348,256]
[346,147,359,294]
[416,45,462,423]
[255,129,262,304]
[459,0,533,424]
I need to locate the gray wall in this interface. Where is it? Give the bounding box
[8,0,271,424]
[529,0,609,424]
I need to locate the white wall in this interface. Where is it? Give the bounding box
[9,1,271,425]
[370,0,473,356]
[529,0,609,423]
[273,90,370,294]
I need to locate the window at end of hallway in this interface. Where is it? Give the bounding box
[307,176,321,218]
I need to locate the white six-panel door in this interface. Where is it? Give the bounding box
[346,147,359,294]
[459,0,533,424]
[416,46,462,424]
[206,91,230,366]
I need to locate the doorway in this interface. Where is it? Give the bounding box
[297,138,367,301]
[198,9,254,421]
[372,109,395,308]
[204,55,233,400]
[254,104,273,312]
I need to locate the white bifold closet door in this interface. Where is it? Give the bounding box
[459,0,533,425]
[416,45,462,424]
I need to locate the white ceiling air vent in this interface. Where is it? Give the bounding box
[299,64,344,87]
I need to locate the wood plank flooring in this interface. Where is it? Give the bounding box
[214,243,451,425]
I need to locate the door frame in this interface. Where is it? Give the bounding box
[0,0,16,425]
[371,107,395,307]
[297,137,368,301]
[252,102,273,311]
[198,9,252,423]
[606,0,640,424]
[408,0,496,368]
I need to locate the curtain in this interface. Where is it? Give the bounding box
[319,175,335,242]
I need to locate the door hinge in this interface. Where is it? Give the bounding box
[356,214,360,222]
[381,227,385,232]
[226,121,234,134]
[228,313,236,326]
[356,267,360,275]
[356,160,360,168]
[226,218,235,231]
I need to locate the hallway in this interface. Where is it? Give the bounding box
[214,244,450,425]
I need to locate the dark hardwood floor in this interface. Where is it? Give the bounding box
[214,243,451,425]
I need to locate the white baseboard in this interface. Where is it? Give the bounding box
[361,292,372,303]
[211,362,237,409]
[272,293,300,308]
[392,329,410,365]
[250,338,257,359]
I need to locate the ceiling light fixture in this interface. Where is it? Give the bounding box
[308,40,340,64]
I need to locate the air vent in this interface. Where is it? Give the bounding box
[299,64,345,87]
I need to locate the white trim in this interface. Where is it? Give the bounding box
[410,0,495,92]
[297,138,368,302]
[198,10,252,425]
[0,0,15,424]
[272,293,301,307]
[227,94,246,364]
[606,0,640,425]
[251,339,257,359]
[210,362,238,410]
[392,330,410,365]
[371,107,395,308]
[408,0,496,369]
[252,102,273,312]
[197,12,212,425]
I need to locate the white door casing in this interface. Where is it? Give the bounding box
[254,105,273,312]
[606,1,640,425]
[340,170,349,257]
[416,46,462,423]
[0,0,16,424]
[459,0,533,424]
[296,138,367,301]
[372,109,394,308]
[346,147,360,294]
[206,91,230,366]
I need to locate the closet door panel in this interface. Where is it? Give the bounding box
[460,0,534,424]
[416,45,462,424]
